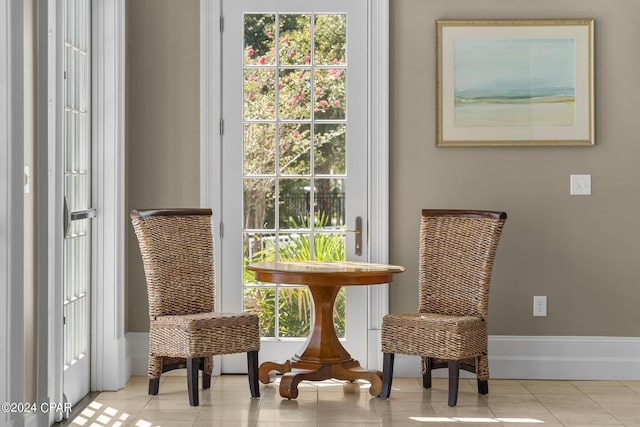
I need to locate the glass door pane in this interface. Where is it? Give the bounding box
[241,12,348,341]
[221,0,368,372]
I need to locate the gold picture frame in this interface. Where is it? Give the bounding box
[436,19,594,147]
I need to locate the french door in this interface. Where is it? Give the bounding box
[219,0,370,372]
[62,0,93,407]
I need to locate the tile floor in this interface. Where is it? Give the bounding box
[66,375,640,427]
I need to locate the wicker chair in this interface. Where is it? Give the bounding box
[130,208,260,406]
[381,209,506,406]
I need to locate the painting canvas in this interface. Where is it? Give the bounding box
[437,20,594,146]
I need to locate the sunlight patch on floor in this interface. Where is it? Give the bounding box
[409,416,544,423]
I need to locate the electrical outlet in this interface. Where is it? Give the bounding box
[533,296,547,317]
[570,174,591,195]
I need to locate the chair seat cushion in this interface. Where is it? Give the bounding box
[150,312,260,358]
[381,312,487,360]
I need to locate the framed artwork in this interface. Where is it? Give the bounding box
[436,19,594,147]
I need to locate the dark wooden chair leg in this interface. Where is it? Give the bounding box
[422,357,433,389]
[478,378,488,395]
[149,377,160,395]
[202,358,211,389]
[447,360,460,407]
[380,353,394,398]
[247,351,260,398]
[187,358,199,406]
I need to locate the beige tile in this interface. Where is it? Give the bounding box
[123,377,153,391]
[68,404,140,427]
[317,401,378,423]
[492,412,561,424]
[599,402,640,424]
[371,398,435,415]
[316,390,373,405]
[133,422,197,427]
[534,392,601,412]
[386,377,426,392]
[430,403,496,418]
[427,378,477,393]
[521,380,583,395]
[96,389,154,401]
[318,422,379,427]
[571,380,623,387]
[71,376,640,426]
[89,397,151,411]
[620,380,640,392]
[195,422,257,427]
[551,410,623,425]
[587,391,640,405]
[197,408,260,421]
[257,407,319,422]
[142,398,199,410]
[259,394,318,407]
[487,382,532,394]
[377,411,441,426]
[484,394,550,414]
[381,390,431,402]
[133,408,199,424]
[255,423,315,427]
[426,389,489,406]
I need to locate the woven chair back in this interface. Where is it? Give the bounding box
[131,209,215,318]
[418,209,506,319]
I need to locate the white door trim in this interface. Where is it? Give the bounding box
[200,0,389,370]
[365,0,390,371]
[91,0,127,392]
[200,0,223,374]
[1,1,26,426]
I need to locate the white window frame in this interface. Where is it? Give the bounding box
[200,0,389,369]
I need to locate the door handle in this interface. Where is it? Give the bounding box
[64,197,96,238]
[346,216,363,256]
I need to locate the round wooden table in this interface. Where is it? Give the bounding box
[246,261,405,399]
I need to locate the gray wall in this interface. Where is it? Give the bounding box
[126,0,200,331]
[126,0,640,337]
[390,0,640,336]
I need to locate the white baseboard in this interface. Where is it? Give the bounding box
[126,332,149,377]
[392,335,640,380]
[125,333,640,380]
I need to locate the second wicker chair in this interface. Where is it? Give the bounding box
[131,208,260,406]
[380,209,506,406]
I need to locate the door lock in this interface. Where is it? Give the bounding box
[346,216,363,256]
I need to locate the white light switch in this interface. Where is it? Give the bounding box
[570,174,591,196]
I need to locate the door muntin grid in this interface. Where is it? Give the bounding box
[242,13,348,340]
[63,0,91,371]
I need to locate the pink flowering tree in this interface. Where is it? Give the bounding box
[242,14,347,231]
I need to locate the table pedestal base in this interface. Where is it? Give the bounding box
[259,359,383,399]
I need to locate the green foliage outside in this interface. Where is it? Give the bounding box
[244,215,346,338]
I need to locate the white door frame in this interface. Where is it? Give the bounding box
[1,2,26,427]
[200,0,389,370]
[90,0,127,394]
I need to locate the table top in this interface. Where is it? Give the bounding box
[247,261,405,286]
